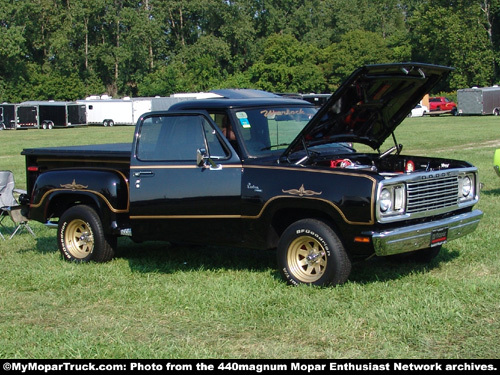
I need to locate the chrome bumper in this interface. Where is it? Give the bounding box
[370,210,483,256]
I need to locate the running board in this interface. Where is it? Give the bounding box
[45,220,132,237]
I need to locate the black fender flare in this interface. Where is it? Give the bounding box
[29,168,129,231]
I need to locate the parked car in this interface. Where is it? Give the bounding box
[409,104,428,117]
[429,96,457,114]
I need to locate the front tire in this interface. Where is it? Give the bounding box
[58,205,116,262]
[277,219,351,286]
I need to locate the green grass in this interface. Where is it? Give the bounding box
[0,117,499,359]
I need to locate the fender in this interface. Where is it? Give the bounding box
[244,195,370,250]
[242,164,377,224]
[29,168,129,227]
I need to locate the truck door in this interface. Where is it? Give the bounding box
[129,112,243,245]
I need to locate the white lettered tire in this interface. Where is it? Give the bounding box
[277,219,351,286]
[58,205,116,262]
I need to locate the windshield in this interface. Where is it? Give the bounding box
[232,106,317,157]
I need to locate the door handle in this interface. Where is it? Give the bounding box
[133,170,155,177]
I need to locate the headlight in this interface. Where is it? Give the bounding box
[380,189,392,212]
[378,183,406,217]
[461,175,472,197]
[459,173,475,201]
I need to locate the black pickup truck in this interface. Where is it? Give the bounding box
[21,63,483,286]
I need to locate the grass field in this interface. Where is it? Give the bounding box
[0,115,499,359]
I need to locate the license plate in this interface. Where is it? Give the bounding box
[430,227,448,246]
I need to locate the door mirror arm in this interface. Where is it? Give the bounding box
[197,148,222,170]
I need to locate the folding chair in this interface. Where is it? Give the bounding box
[0,170,35,239]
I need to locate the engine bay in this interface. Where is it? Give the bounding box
[313,152,468,176]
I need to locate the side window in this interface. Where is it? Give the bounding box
[209,112,239,155]
[135,116,162,160]
[136,114,229,161]
[137,115,204,161]
[202,118,229,159]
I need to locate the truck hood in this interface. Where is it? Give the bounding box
[283,63,452,157]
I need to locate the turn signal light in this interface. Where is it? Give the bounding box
[354,236,371,243]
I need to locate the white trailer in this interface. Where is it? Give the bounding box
[79,96,155,126]
[79,93,222,126]
[78,96,135,126]
[132,98,153,125]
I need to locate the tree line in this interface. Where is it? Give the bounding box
[1,0,499,102]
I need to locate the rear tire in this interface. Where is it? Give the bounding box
[58,205,116,262]
[277,219,351,286]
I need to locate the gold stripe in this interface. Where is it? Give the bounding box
[129,164,375,225]
[130,164,243,169]
[130,215,241,219]
[32,164,376,225]
[243,195,374,225]
[30,168,130,213]
[31,188,129,213]
[130,195,374,225]
[243,165,377,224]
[244,164,378,181]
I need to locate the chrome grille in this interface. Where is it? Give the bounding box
[406,175,458,213]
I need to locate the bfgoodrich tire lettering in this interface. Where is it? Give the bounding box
[277,219,351,286]
[58,205,116,262]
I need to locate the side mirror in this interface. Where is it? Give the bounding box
[197,148,221,170]
[197,148,207,167]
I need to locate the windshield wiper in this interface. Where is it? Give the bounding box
[261,143,290,151]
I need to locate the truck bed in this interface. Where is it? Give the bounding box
[22,143,131,180]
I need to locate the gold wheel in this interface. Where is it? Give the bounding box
[287,235,327,283]
[64,219,94,259]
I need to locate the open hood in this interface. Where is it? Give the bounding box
[282,63,453,158]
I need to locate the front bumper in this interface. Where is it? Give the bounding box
[370,210,483,256]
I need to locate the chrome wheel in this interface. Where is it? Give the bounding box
[287,235,327,283]
[64,219,94,259]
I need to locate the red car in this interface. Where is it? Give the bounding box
[429,96,457,113]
